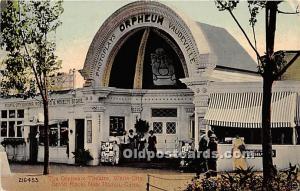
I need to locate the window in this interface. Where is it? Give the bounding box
[49,125,58,146]
[17,110,24,118]
[9,110,15,118]
[1,121,7,137]
[38,126,45,145]
[60,121,69,146]
[8,121,15,137]
[0,110,24,138]
[1,110,7,118]
[87,120,92,143]
[109,116,125,136]
[152,108,177,117]
[153,122,163,134]
[39,121,69,147]
[166,122,176,134]
[17,121,22,137]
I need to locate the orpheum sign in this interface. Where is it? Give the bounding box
[117,13,197,65]
[119,14,164,32]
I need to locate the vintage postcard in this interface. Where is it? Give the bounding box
[0,0,300,190]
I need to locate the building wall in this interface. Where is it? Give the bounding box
[0,88,195,165]
[2,80,300,168]
[218,144,300,171]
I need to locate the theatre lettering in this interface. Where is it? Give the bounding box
[119,14,164,32]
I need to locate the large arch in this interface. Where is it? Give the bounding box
[81,1,215,87]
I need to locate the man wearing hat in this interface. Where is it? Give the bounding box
[207,134,218,176]
[197,129,208,173]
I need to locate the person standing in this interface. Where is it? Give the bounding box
[207,134,218,176]
[138,133,147,161]
[108,132,121,165]
[127,129,137,161]
[128,129,137,149]
[232,135,247,170]
[121,130,127,144]
[197,129,208,173]
[147,130,157,161]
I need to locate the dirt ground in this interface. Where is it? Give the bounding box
[1,163,196,191]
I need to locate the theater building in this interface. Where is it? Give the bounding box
[0,1,299,171]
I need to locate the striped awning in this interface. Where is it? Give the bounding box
[204,92,297,128]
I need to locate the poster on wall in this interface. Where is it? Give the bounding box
[100,142,114,163]
[1,1,300,191]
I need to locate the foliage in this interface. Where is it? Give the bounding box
[72,149,94,166]
[1,138,26,147]
[184,165,299,191]
[215,0,239,11]
[134,118,150,134]
[259,50,287,79]
[247,1,266,28]
[0,0,63,98]
[1,0,64,175]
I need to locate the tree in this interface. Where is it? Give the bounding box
[215,1,300,189]
[0,0,64,175]
[134,118,150,134]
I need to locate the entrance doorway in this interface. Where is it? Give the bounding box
[151,119,178,153]
[75,119,85,163]
[29,126,38,163]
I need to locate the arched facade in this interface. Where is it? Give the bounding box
[82,1,215,87]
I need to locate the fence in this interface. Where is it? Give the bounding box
[146,174,194,191]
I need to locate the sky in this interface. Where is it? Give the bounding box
[2,0,300,86]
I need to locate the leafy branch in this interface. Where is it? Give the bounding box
[215,0,263,63]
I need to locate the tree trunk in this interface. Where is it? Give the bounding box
[262,2,278,189]
[261,75,274,189]
[43,97,50,175]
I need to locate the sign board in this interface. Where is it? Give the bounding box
[244,149,276,158]
[100,141,114,163]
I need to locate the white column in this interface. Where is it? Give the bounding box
[181,76,210,151]
[194,112,199,150]
[292,127,297,145]
[90,112,100,165]
[68,116,75,164]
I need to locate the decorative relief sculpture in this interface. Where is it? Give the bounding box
[150,48,176,86]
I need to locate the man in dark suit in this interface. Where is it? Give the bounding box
[207,134,218,176]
